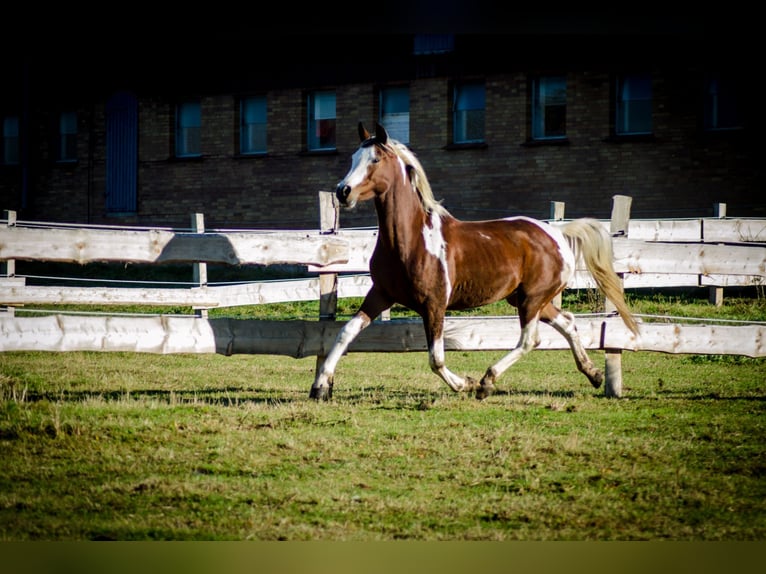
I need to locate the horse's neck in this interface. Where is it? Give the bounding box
[374,183,427,258]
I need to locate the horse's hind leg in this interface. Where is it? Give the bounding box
[475,315,542,400]
[540,303,604,388]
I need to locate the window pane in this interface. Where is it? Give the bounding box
[704,73,742,130]
[59,111,77,162]
[308,91,336,150]
[616,74,652,135]
[532,76,566,139]
[381,87,410,144]
[241,96,267,154]
[176,101,201,157]
[455,84,485,110]
[2,116,19,165]
[413,34,454,55]
[453,83,485,143]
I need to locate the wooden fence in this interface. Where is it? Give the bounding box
[2,195,765,397]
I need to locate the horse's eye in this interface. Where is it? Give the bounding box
[371,157,380,164]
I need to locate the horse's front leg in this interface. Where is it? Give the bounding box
[310,288,391,400]
[424,312,478,393]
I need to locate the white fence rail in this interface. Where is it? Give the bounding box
[2,196,765,369]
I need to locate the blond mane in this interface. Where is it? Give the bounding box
[385,139,450,217]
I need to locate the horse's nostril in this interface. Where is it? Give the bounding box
[336,184,351,200]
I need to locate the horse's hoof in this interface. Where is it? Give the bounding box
[309,385,332,401]
[589,370,604,389]
[475,381,496,401]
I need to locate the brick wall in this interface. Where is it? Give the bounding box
[1,68,762,230]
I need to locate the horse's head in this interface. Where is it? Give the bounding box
[336,122,401,208]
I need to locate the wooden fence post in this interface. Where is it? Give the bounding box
[316,192,340,374]
[191,213,208,319]
[550,201,565,309]
[1,210,16,316]
[604,195,631,398]
[709,203,726,307]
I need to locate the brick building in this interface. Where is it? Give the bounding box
[1,32,762,231]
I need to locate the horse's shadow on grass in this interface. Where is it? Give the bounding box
[13,386,765,409]
[18,387,306,407]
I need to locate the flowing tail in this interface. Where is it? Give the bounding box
[561,218,639,335]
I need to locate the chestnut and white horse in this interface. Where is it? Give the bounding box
[310,123,638,400]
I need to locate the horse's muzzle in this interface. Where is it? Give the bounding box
[336,184,351,205]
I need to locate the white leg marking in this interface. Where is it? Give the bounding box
[422,211,452,303]
[429,335,469,392]
[486,316,541,381]
[313,315,369,387]
[549,311,595,374]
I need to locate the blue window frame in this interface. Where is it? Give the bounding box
[532,76,566,140]
[453,82,485,144]
[1,115,19,165]
[308,90,336,151]
[616,74,652,135]
[704,73,742,131]
[57,111,78,162]
[240,95,267,154]
[380,86,410,144]
[175,100,201,157]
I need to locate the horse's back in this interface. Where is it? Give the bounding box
[440,215,574,309]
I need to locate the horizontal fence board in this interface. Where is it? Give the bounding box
[611,239,766,276]
[0,227,349,267]
[627,219,702,242]
[703,219,766,243]
[2,315,763,357]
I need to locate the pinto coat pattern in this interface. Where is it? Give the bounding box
[310,123,639,400]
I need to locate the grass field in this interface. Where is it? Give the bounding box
[1,289,765,541]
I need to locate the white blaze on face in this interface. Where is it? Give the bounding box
[422,210,452,303]
[340,145,375,191]
[503,216,575,285]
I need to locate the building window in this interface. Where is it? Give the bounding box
[704,73,742,131]
[307,90,336,151]
[453,82,485,144]
[379,86,410,144]
[57,111,78,162]
[1,115,19,166]
[532,75,566,140]
[616,74,652,135]
[413,34,454,55]
[175,100,201,157]
[240,95,267,154]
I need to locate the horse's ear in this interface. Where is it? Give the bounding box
[375,122,388,145]
[358,122,370,142]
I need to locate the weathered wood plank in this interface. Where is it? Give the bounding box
[627,219,702,242]
[0,285,220,307]
[612,239,766,276]
[703,219,766,243]
[3,315,763,357]
[0,227,349,267]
